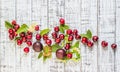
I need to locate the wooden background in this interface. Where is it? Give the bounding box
[0,0,120,72]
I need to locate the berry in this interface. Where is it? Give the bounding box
[59,18,65,25]
[75,34,81,40]
[8,29,14,34]
[17,39,22,45]
[101,41,108,47]
[55,38,61,43]
[66,29,72,35]
[54,26,59,32]
[43,34,48,40]
[56,49,66,59]
[92,36,99,42]
[19,32,25,37]
[14,24,20,31]
[73,29,78,35]
[87,41,94,47]
[27,34,32,40]
[26,41,32,46]
[22,37,27,42]
[35,25,39,31]
[59,34,65,40]
[36,34,41,40]
[65,43,71,50]
[14,32,18,37]
[67,53,72,59]
[81,37,88,44]
[12,20,16,26]
[45,39,52,45]
[24,47,29,53]
[27,31,32,35]
[52,32,57,39]
[9,34,14,40]
[33,41,43,52]
[111,43,117,49]
[68,35,74,41]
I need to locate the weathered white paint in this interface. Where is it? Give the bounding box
[0,0,119,72]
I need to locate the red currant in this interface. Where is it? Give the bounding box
[12,20,16,26]
[81,37,88,44]
[111,43,117,49]
[59,34,65,40]
[8,29,14,34]
[67,53,72,59]
[35,25,39,31]
[54,26,59,32]
[43,34,48,40]
[52,32,57,39]
[45,39,52,45]
[92,36,99,42]
[65,43,71,50]
[26,41,32,46]
[87,41,94,47]
[68,35,74,41]
[55,38,61,43]
[101,41,108,47]
[24,47,29,53]
[66,29,72,35]
[59,18,65,25]
[73,29,78,35]
[17,39,22,45]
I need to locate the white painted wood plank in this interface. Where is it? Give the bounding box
[98,0,116,72]
[16,0,32,72]
[0,0,16,72]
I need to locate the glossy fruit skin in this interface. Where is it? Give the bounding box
[67,53,72,59]
[52,32,57,39]
[66,29,72,35]
[59,18,65,25]
[45,39,52,45]
[75,34,81,40]
[54,26,59,32]
[87,41,94,47]
[20,32,25,37]
[81,37,88,44]
[17,39,22,45]
[101,41,108,47]
[65,43,71,50]
[43,34,48,40]
[33,41,43,52]
[27,34,32,40]
[59,34,65,40]
[36,34,41,40]
[22,37,27,42]
[35,25,39,31]
[9,34,14,40]
[73,29,78,35]
[111,43,117,49]
[12,20,16,26]
[27,31,32,35]
[14,24,20,31]
[55,38,61,43]
[26,41,32,46]
[68,35,74,41]
[92,36,99,42]
[56,49,66,59]
[8,29,14,34]
[24,47,29,53]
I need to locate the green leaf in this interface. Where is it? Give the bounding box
[76,53,80,59]
[40,28,50,36]
[63,25,69,30]
[52,44,62,52]
[65,35,70,43]
[38,52,43,59]
[80,34,87,38]
[59,25,64,33]
[71,41,80,48]
[17,24,28,34]
[86,29,92,39]
[43,56,47,62]
[5,21,13,29]
[14,37,21,41]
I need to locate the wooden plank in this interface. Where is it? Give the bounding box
[48,0,65,72]
[98,0,116,72]
[0,0,16,72]
[80,0,98,72]
[16,0,32,72]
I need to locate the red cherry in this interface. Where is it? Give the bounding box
[87,41,94,47]
[54,26,59,32]
[43,34,48,40]
[35,25,39,31]
[67,53,72,59]
[68,35,74,41]
[24,47,29,53]
[14,24,20,31]
[8,29,14,34]
[27,31,32,35]
[65,43,71,50]
[27,34,32,40]
[17,39,22,45]
[73,29,78,35]
[66,29,72,35]
[81,37,88,44]
[55,38,61,43]
[59,18,65,25]
[22,37,27,42]
[19,32,25,37]
[52,32,57,39]
[111,43,117,49]
[26,41,32,46]
[12,20,16,26]
[36,34,41,40]
[9,34,14,40]
[92,36,99,42]
[75,34,81,40]
[45,39,52,45]
[59,34,65,40]
[101,41,108,47]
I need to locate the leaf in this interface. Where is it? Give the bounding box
[71,41,80,48]
[43,56,47,62]
[38,52,43,59]
[80,34,87,38]
[59,25,64,33]
[52,44,62,52]
[76,53,80,59]
[17,24,28,34]
[65,35,69,43]
[63,25,69,30]
[14,37,21,41]
[5,21,13,29]
[86,29,92,39]
[40,28,50,36]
